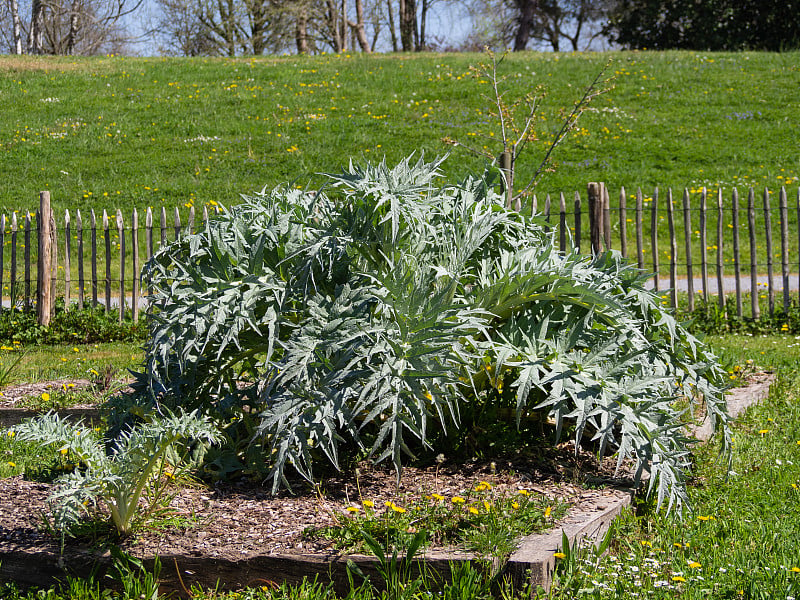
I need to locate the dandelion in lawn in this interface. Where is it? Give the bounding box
[41,392,50,402]
[451,496,465,504]
[362,500,374,508]
[512,501,520,509]
[6,462,15,467]
[430,493,444,502]
[346,506,360,513]
[688,561,701,568]
[554,552,567,559]
[544,506,551,517]
[518,489,530,496]
[790,567,800,573]
[697,515,714,521]
[758,429,769,435]
[672,575,686,582]
[468,506,479,515]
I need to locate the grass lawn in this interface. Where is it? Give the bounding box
[0,51,797,216]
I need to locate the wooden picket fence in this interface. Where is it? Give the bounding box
[3,185,800,326]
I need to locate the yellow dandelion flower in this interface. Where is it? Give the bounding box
[697,515,714,521]
[362,500,374,508]
[688,561,701,569]
[391,504,406,514]
[41,392,50,402]
[6,462,15,468]
[451,496,465,504]
[483,501,491,511]
[511,501,520,509]
[431,493,445,502]
[346,506,360,513]
[553,552,567,559]
[790,567,800,573]
[672,576,686,582]
[468,506,479,515]
[518,489,530,496]
[544,506,551,517]
[758,429,769,435]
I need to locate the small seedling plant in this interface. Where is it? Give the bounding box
[13,410,220,535]
[133,154,730,514]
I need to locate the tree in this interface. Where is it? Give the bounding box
[605,0,800,51]
[453,0,610,51]
[530,0,608,51]
[18,0,139,54]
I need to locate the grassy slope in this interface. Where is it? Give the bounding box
[0,51,798,215]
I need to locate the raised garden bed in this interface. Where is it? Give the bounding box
[0,375,773,597]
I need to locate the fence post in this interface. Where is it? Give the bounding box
[682,188,694,312]
[602,185,611,250]
[588,182,603,255]
[667,189,677,309]
[573,191,582,253]
[37,191,53,326]
[619,186,627,258]
[780,187,789,312]
[651,188,659,291]
[747,188,759,320]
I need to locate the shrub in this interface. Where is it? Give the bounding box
[130,155,730,513]
[0,300,146,346]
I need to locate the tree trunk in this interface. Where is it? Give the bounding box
[513,0,537,51]
[387,0,398,51]
[326,0,344,51]
[10,0,23,53]
[66,0,81,54]
[347,0,371,52]
[340,0,348,50]
[28,0,45,54]
[295,6,309,53]
[399,0,416,51]
[417,0,429,50]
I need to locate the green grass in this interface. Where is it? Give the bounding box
[0,51,797,215]
[0,341,141,385]
[1,51,798,292]
[545,335,800,599]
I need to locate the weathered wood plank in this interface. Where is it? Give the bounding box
[762,188,774,317]
[64,210,71,311]
[619,186,627,258]
[117,209,125,323]
[103,210,111,312]
[588,183,602,255]
[682,188,694,312]
[732,189,742,317]
[747,188,759,320]
[779,187,789,312]
[716,189,725,313]
[76,210,84,307]
[651,188,659,291]
[132,209,140,322]
[573,191,581,252]
[699,188,708,304]
[22,214,29,310]
[91,210,98,308]
[667,189,677,308]
[36,192,53,326]
[602,184,611,250]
